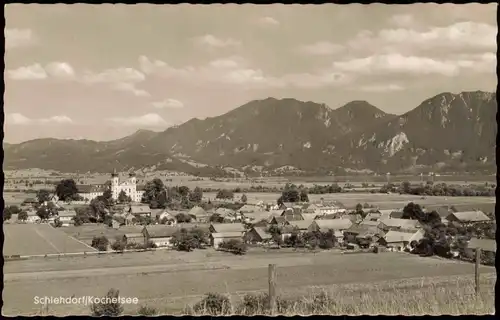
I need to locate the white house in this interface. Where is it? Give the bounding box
[76,185,106,202]
[111,170,145,203]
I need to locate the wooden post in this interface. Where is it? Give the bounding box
[475,248,481,296]
[268,264,277,315]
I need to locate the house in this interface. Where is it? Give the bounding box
[309,219,353,233]
[210,232,245,248]
[142,225,179,248]
[445,211,490,225]
[76,185,106,202]
[176,223,210,234]
[26,210,40,223]
[56,210,76,226]
[269,216,289,227]
[215,207,236,218]
[21,198,38,208]
[379,230,425,251]
[360,220,388,229]
[245,227,272,244]
[281,209,304,221]
[467,237,496,253]
[123,233,146,246]
[301,213,320,220]
[189,206,208,220]
[344,223,386,244]
[243,211,271,224]
[209,222,246,235]
[313,202,347,215]
[379,218,422,232]
[156,211,177,225]
[363,209,396,221]
[239,204,259,213]
[288,219,314,232]
[129,205,152,217]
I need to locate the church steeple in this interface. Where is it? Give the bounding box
[111,168,118,177]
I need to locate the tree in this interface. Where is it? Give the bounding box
[209,214,224,223]
[281,183,300,202]
[240,194,247,203]
[18,211,28,221]
[175,213,192,223]
[36,189,52,204]
[142,178,166,204]
[91,236,109,251]
[90,288,124,316]
[118,190,132,204]
[55,179,79,201]
[216,189,234,200]
[299,189,309,202]
[402,202,425,221]
[89,199,107,222]
[53,217,63,228]
[3,205,21,221]
[171,229,199,252]
[355,203,363,215]
[36,207,50,221]
[188,187,203,203]
[137,305,158,316]
[219,239,247,255]
[111,238,126,252]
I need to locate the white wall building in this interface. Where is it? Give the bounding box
[111,171,145,203]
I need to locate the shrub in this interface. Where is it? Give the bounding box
[91,236,109,251]
[90,288,124,316]
[219,239,247,255]
[193,293,231,315]
[137,305,158,316]
[111,239,126,252]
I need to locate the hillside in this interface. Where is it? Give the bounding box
[3,91,496,176]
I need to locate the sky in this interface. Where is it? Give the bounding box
[4,3,498,143]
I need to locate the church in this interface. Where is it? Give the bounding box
[77,170,145,203]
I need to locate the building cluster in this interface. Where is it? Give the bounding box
[76,170,145,203]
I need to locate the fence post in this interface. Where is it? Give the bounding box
[268,264,277,315]
[475,248,481,296]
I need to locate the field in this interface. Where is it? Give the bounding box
[204,192,496,209]
[3,250,495,316]
[3,224,97,256]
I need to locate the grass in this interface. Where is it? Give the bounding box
[184,276,494,316]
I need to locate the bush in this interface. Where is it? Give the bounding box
[193,293,231,315]
[219,239,247,255]
[111,239,126,252]
[90,288,124,316]
[91,236,109,251]
[137,305,158,316]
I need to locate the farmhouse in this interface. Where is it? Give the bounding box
[379,218,422,232]
[209,222,245,235]
[245,227,272,244]
[379,230,425,251]
[344,223,386,244]
[360,220,387,229]
[467,237,496,253]
[445,211,490,225]
[309,218,353,233]
[123,233,146,245]
[269,216,289,227]
[282,209,304,221]
[243,211,272,224]
[142,225,178,248]
[129,205,152,217]
[211,232,245,249]
[288,219,314,232]
[56,210,76,226]
[188,206,208,220]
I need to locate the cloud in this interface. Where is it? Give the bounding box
[5,28,37,49]
[194,34,241,48]
[152,99,184,109]
[82,67,145,84]
[6,64,47,80]
[258,16,280,26]
[109,113,168,127]
[6,113,73,125]
[112,82,151,97]
[298,41,344,56]
[349,22,497,54]
[138,55,349,89]
[388,14,415,27]
[7,62,76,80]
[358,84,405,92]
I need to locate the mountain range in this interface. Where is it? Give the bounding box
[4,90,496,177]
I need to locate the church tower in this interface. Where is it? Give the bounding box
[128,172,136,186]
[111,169,119,199]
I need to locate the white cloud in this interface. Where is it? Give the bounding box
[6,113,73,125]
[112,82,150,97]
[45,62,75,79]
[152,99,184,109]
[258,16,280,26]
[6,64,47,80]
[350,22,497,54]
[333,54,461,77]
[109,113,168,127]
[5,28,37,49]
[195,34,241,48]
[82,67,145,84]
[138,55,349,89]
[389,14,415,27]
[358,84,405,92]
[298,41,344,56]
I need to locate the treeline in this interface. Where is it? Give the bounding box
[379,181,495,197]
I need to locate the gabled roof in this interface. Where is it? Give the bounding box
[282,211,304,221]
[314,218,353,231]
[380,218,422,230]
[383,230,424,244]
[346,223,385,237]
[130,205,151,214]
[210,223,246,233]
[468,237,496,252]
[301,213,320,220]
[76,185,106,193]
[177,223,210,233]
[124,233,144,238]
[189,206,207,217]
[244,211,271,222]
[211,231,245,238]
[142,225,178,238]
[239,204,259,213]
[288,219,314,230]
[360,220,385,227]
[447,211,490,223]
[215,208,235,217]
[270,216,287,224]
[250,227,272,240]
[57,210,76,217]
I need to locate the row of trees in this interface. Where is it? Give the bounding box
[380,181,495,197]
[277,183,309,204]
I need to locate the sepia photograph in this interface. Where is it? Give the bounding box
[2,3,497,316]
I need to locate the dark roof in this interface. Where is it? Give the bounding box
[447,211,490,223]
[77,184,106,193]
[468,237,496,252]
[130,205,152,214]
[210,223,245,233]
[250,227,272,240]
[143,226,178,238]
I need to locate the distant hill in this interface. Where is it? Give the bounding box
[4,91,496,176]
